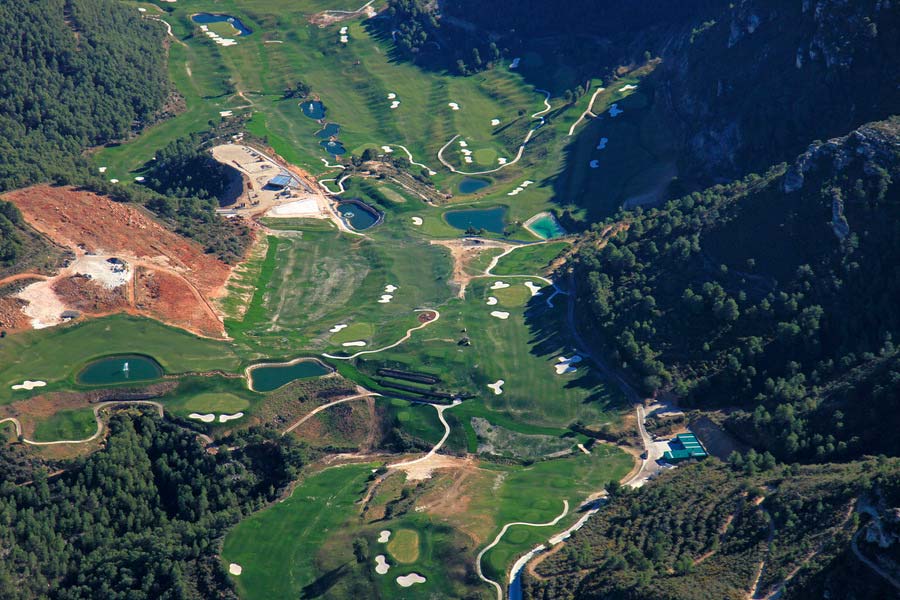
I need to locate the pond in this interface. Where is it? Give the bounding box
[445,206,508,234]
[458,177,490,194]
[315,123,341,139]
[248,359,332,392]
[320,139,347,155]
[338,200,380,230]
[77,355,164,386]
[301,100,326,120]
[528,212,566,239]
[191,13,253,36]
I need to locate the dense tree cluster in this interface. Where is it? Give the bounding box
[0,0,168,191]
[571,119,900,462]
[0,412,306,599]
[145,135,231,202]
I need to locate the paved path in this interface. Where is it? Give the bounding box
[1,401,164,446]
[388,401,458,469]
[322,309,440,360]
[567,86,604,136]
[476,500,570,600]
[281,392,379,436]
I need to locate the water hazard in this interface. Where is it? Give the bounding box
[445,206,508,234]
[77,355,164,385]
[191,13,253,36]
[249,360,332,392]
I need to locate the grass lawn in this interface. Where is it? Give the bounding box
[31,408,96,442]
[182,392,250,413]
[386,528,420,563]
[491,241,569,276]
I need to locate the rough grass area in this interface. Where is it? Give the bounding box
[492,242,569,276]
[31,407,95,442]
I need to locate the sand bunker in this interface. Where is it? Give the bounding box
[609,103,623,117]
[589,160,600,169]
[458,140,468,148]
[387,93,396,100]
[219,412,244,423]
[621,84,638,91]
[497,157,508,165]
[397,573,427,587]
[378,530,392,543]
[228,563,243,576]
[340,35,348,43]
[340,26,348,34]
[385,284,398,293]
[486,296,498,306]
[378,295,393,303]
[524,281,543,296]
[109,179,119,184]
[134,176,145,182]
[11,380,47,391]
[390,100,400,109]
[596,137,609,150]
[267,198,321,218]
[375,555,390,575]
[330,324,348,333]
[509,57,521,69]
[411,216,423,226]
[343,341,367,347]
[554,355,582,375]
[189,413,215,423]
[490,311,510,320]
[490,281,510,290]
[219,110,233,117]
[381,145,394,153]
[491,118,501,126]
[98,167,107,173]
[487,379,504,395]
[448,102,460,111]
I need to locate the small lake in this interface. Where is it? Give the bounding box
[77,355,164,386]
[320,139,347,155]
[529,213,566,239]
[191,13,253,36]
[338,200,380,230]
[301,100,326,120]
[315,123,341,139]
[458,177,490,194]
[249,360,332,392]
[445,206,508,234]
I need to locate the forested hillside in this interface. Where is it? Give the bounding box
[0,413,307,599]
[571,118,899,462]
[0,0,168,190]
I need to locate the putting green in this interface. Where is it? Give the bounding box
[182,393,249,413]
[387,528,421,564]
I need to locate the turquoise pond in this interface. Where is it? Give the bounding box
[445,206,507,234]
[320,139,347,155]
[458,177,490,194]
[338,201,380,230]
[191,13,253,36]
[301,100,326,120]
[315,123,341,139]
[77,355,164,386]
[529,213,566,239]
[249,360,332,392]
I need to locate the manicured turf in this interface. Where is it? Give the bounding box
[182,392,250,413]
[491,242,569,276]
[387,528,420,563]
[31,408,96,442]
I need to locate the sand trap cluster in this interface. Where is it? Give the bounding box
[490,281,510,290]
[11,380,47,391]
[378,530,392,543]
[330,324,348,333]
[486,296,498,305]
[596,137,609,150]
[343,341,367,347]
[339,26,349,43]
[228,563,243,576]
[189,413,215,423]
[375,555,390,575]
[609,103,623,118]
[524,281,543,296]
[219,412,244,423]
[379,284,397,303]
[199,25,237,47]
[457,139,474,163]
[554,355,582,375]
[387,92,400,109]
[397,573,427,587]
[411,216,423,226]
[621,84,638,92]
[487,379,504,395]
[490,311,510,320]
[507,180,535,197]
[448,102,460,111]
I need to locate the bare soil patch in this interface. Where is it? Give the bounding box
[430,238,516,297]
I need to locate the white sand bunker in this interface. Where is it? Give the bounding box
[340,26,348,34]
[609,103,623,117]
[524,281,543,296]
[621,84,638,91]
[459,140,468,148]
[490,311,510,320]
[340,35,349,43]
[219,110,233,117]
[448,102,460,111]
[219,412,244,423]
[487,379,504,395]
[189,413,215,423]
[343,341,367,347]
[379,295,393,303]
[555,355,583,375]
[109,179,119,184]
[497,157,508,165]
[464,157,473,164]
[596,137,609,150]
[98,166,107,173]
[411,216,423,226]
[509,57,521,69]
[375,555,390,575]
[134,176,145,182]
[11,380,47,391]
[397,573,427,587]
[490,281,510,290]
[381,145,394,153]
[491,118,501,126]
[330,324,348,333]
[378,530,391,543]
[390,100,400,109]
[387,92,397,100]
[486,296,498,306]
[589,160,600,169]
[385,284,398,293]
[229,563,243,576]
